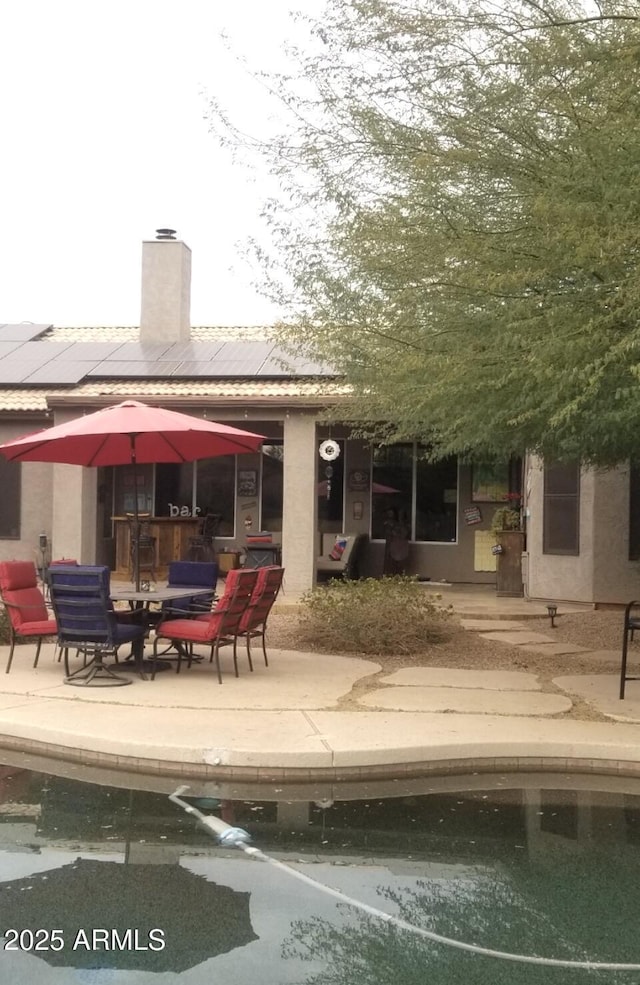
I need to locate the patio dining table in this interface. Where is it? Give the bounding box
[110,585,215,675]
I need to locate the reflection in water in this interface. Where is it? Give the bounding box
[0,764,639,982]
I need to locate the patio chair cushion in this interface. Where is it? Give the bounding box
[0,560,57,674]
[155,612,226,644]
[3,587,50,628]
[0,562,52,629]
[16,618,57,636]
[329,536,348,561]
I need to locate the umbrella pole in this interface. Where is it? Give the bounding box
[130,434,141,591]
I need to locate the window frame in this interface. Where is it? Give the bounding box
[543,462,580,556]
[0,458,21,540]
[370,443,459,545]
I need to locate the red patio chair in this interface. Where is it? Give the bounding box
[238,565,284,671]
[152,567,258,683]
[0,561,57,673]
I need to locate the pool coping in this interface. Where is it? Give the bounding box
[2,728,640,785]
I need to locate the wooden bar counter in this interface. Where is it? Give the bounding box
[112,516,200,581]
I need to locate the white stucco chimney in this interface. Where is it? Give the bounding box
[140,228,191,343]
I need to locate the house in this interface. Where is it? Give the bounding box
[0,231,632,603]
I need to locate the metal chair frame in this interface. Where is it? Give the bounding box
[238,565,284,670]
[48,565,147,687]
[620,600,640,698]
[152,568,258,683]
[0,561,57,674]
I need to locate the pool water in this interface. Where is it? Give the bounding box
[1,761,639,983]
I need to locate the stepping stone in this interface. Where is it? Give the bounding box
[553,674,640,723]
[460,619,528,631]
[517,642,591,655]
[479,631,556,645]
[581,649,631,664]
[379,668,541,690]
[358,687,572,716]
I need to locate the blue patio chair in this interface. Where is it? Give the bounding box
[47,565,147,687]
[161,560,219,617]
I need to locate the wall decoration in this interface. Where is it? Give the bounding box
[464,505,483,525]
[237,470,258,497]
[471,462,510,503]
[319,439,340,461]
[348,469,370,492]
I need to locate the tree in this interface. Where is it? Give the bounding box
[209,0,640,465]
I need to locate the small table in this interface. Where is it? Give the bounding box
[244,544,281,569]
[110,586,214,676]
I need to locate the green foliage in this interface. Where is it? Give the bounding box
[491,507,522,533]
[0,605,10,646]
[211,0,640,466]
[296,576,451,655]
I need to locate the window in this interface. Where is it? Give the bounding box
[154,463,193,516]
[261,442,284,532]
[415,455,458,542]
[195,457,236,537]
[318,439,345,532]
[371,444,458,543]
[0,458,20,538]
[543,462,580,555]
[629,464,640,560]
[113,464,153,516]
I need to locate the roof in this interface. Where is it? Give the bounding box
[0,324,341,414]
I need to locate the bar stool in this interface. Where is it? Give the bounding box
[127,515,157,583]
[188,513,221,562]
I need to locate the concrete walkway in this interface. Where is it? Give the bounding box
[0,587,638,783]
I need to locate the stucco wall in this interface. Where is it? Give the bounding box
[0,420,54,566]
[591,464,640,603]
[526,456,640,604]
[282,412,317,597]
[526,454,595,603]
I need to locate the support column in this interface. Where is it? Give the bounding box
[282,413,317,598]
[52,463,98,563]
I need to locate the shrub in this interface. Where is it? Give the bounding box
[296,576,452,656]
[0,605,9,646]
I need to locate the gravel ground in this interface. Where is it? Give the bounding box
[266,607,630,720]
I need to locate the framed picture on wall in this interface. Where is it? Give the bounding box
[471,462,510,503]
[237,469,258,498]
[348,469,370,492]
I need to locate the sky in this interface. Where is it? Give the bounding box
[0,0,321,327]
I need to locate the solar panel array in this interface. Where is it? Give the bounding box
[0,327,336,385]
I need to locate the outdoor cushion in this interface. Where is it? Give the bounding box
[17,618,57,636]
[2,586,49,627]
[155,613,225,644]
[329,537,348,561]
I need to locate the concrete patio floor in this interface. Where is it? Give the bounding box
[0,585,638,783]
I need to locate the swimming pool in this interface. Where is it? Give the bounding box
[1,756,639,983]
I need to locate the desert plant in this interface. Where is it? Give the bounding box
[296,576,452,656]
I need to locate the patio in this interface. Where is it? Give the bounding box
[0,585,638,781]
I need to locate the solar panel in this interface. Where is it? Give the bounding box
[0,341,25,360]
[22,361,91,384]
[160,341,225,361]
[86,360,184,378]
[0,363,41,384]
[60,341,125,360]
[100,342,175,361]
[0,323,52,342]
[216,340,275,363]
[0,345,66,384]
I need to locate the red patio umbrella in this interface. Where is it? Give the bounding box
[0,400,265,589]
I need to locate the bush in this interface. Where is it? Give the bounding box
[296,576,452,656]
[0,605,9,646]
